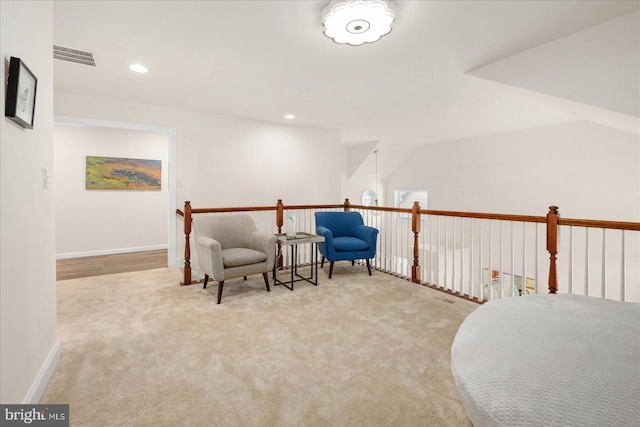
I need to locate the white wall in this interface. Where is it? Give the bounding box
[341,148,380,206]
[54,93,343,265]
[380,120,639,302]
[387,121,639,222]
[1,1,59,403]
[341,143,417,207]
[54,124,169,256]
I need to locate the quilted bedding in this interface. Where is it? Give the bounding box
[451,294,640,427]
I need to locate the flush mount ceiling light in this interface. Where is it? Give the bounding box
[284,114,295,119]
[129,64,148,73]
[322,0,396,46]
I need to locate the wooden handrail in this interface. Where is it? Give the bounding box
[184,203,354,213]
[421,210,546,223]
[349,204,546,222]
[558,218,640,231]
[191,206,277,214]
[349,204,412,214]
[284,204,345,210]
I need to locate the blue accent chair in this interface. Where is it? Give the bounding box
[315,211,379,278]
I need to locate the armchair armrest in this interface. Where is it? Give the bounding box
[316,225,334,258]
[316,225,333,242]
[248,231,278,270]
[198,236,222,252]
[354,225,379,248]
[197,236,224,281]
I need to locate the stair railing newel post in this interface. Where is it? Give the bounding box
[343,198,350,212]
[276,199,284,269]
[183,201,192,286]
[546,205,559,294]
[411,201,421,284]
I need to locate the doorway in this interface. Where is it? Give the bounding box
[53,115,177,278]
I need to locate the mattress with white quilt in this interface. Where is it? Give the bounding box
[451,294,640,427]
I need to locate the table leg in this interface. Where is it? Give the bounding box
[314,243,318,286]
[290,244,295,290]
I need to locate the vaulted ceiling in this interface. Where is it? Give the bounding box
[53,0,639,146]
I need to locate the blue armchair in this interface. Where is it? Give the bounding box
[315,211,379,278]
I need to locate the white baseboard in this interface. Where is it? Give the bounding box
[23,340,61,404]
[56,244,168,260]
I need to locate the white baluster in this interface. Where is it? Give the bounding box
[569,226,573,294]
[522,222,526,296]
[510,221,514,297]
[430,214,434,286]
[479,220,483,300]
[460,217,464,297]
[470,218,474,300]
[535,223,539,294]
[445,217,449,290]
[601,228,606,299]
[499,221,503,299]
[489,220,493,301]
[621,230,626,302]
[585,228,590,296]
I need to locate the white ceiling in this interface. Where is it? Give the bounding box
[52,0,640,146]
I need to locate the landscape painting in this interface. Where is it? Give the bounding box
[86,156,161,190]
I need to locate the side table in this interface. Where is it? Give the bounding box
[273,232,324,290]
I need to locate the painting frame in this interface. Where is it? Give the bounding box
[4,56,38,129]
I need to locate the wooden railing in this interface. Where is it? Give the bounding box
[177,200,640,303]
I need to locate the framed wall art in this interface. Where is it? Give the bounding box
[4,56,38,129]
[86,156,162,190]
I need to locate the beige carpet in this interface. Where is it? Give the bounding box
[41,264,478,426]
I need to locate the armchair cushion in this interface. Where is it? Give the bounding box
[333,236,369,252]
[221,248,267,268]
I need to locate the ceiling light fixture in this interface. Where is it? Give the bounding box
[284,114,295,119]
[129,64,148,73]
[322,0,396,46]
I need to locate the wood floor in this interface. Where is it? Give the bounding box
[56,249,168,281]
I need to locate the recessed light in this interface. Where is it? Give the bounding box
[284,114,295,120]
[129,64,148,73]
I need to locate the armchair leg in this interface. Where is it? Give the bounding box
[244,276,247,280]
[366,259,372,275]
[203,274,209,289]
[329,261,334,279]
[352,260,355,266]
[263,272,270,292]
[217,281,224,304]
[321,256,325,268]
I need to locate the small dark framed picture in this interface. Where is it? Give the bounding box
[5,56,38,129]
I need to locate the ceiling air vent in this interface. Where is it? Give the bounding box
[53,45,96,66]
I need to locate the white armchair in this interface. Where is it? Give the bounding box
[194,214,277,304]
